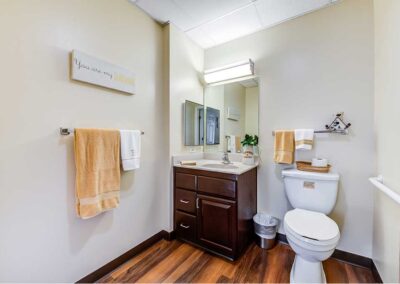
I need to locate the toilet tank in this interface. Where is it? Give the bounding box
[282,169,340,214]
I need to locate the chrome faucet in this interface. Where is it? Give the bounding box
[222,152,231,164]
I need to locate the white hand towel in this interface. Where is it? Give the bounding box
[295,129,314,150]
[120,130,141,171]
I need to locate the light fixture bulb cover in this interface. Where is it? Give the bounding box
[204,59,254,84]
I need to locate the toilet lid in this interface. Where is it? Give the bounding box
[285,209,339,241]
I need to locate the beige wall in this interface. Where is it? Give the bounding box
[373,0,400,282]
[0,0,169,282]
[168,24,204,155]
[205,0,375,257]
[245,87,259,135]
[165,23,205,231]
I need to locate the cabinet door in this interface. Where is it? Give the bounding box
[197,195,236,257]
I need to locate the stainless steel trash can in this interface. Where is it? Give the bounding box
[253,213,279,249]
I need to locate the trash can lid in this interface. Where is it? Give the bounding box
[253,213,279,226]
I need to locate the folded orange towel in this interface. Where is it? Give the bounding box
[74,128,121,219]
[274,130,295,164]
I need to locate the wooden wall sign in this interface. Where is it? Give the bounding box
[71,50,135,95]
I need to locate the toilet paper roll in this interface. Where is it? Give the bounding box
[312,158,328,167]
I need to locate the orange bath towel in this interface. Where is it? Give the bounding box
[74,128,121,219]
[274,130,295,164]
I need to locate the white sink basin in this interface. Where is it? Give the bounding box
[201,163,239,170]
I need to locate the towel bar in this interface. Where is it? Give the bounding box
[272,129,348,135]
[272,113,351,136]
[60,127,144,136]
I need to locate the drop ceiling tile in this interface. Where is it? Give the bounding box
[173,0,252,30]
[201,4,263,46]
[132,0,337,49]
[186,27,216,49]
[255,0,331,27]
[134,0,193,31]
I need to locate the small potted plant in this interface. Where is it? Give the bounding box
[241,134,259,155]
[241,135,259,165]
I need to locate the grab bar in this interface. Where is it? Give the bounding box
[369,175,400,205]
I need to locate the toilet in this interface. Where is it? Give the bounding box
[282,169,340,283]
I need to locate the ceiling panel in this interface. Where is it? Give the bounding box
[134,0,193,31]
[173,0,252,30]
[255,0,331,27]
[186,27,216,49]
[201,4,263,46]
[131,0,337,49]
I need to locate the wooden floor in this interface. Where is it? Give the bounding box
[98,240,375,283]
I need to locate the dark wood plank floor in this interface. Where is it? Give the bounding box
[98,240,375,283]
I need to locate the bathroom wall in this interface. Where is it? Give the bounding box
[205,0,375,257]
[245,87,259,135]
[166,23,205,231]
[168,24,205,155]
[0,0,169,282]
[373,0,400,281]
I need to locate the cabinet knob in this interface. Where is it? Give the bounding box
[179,199,190,204]
[180,223,190,229]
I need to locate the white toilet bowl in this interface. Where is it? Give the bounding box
[284,208,340,283]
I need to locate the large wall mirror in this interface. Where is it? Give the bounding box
[204,78,259,153]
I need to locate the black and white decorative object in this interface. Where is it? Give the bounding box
[325,112,352,134]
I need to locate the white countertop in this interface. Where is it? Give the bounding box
[174,159,258,175]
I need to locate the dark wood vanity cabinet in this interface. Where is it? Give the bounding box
[173,166,257,260]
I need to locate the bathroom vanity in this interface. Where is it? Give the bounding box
[173,162,257,260]
[177,73,260,260]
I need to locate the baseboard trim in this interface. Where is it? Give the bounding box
[277,232,288,244]
[331,248,372,269]
[371,261,383,283]
[276,233,382,283]
[163,230,176,241]
[76,230,172,283]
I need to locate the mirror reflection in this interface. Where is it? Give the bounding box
[205,107,220,145]
[184,100,204,146]
[204,78,259,153]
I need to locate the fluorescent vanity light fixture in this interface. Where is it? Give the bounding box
[204,59,254,84]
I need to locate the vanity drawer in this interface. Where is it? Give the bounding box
[176,173,197,191]
[175,211,196,242]
[175,188,196,214]
[198,176,236,199]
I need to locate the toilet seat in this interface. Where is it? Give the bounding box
[284,208,340,247]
